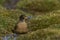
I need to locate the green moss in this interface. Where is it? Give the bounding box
[17,0,60,12]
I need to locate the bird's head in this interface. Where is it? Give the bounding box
[19,14,32,21]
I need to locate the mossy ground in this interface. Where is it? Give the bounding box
[0,0,60,40]
[0,8,60,40]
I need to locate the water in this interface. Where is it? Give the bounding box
[0,34,17,40]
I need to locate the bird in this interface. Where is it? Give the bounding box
[12,14,29,34]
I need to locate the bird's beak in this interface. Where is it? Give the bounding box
[24,16,28,20]
[25,16,32,20]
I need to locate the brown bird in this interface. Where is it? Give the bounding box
[13,14,28,34]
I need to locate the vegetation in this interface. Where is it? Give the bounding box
[17,0,60,12]
[0,0,60,40]
[0,0,4,5]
